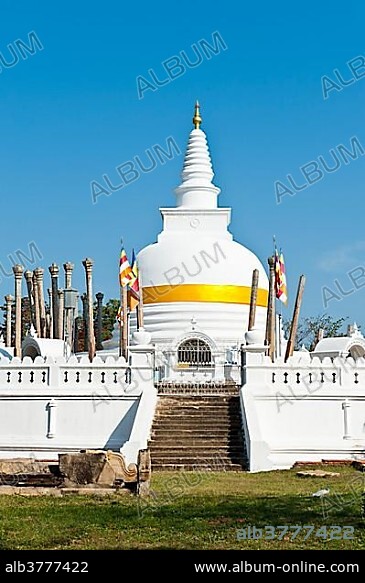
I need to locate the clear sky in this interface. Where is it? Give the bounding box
[1,0,365,331]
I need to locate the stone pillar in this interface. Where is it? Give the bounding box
[63,262,75,348]
[95,292,104,351]
[4,294,13,347]
[82,258,96,362]
[32,271,41,337]
[48,288,53,339]
[34,268,46,338]
[49,264,59,338]
[58,289,64,341]
[24,270,34,326]
[63,262,74,289]
[81,293,88,352]
[12,264,23,357]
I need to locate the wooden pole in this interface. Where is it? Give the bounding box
[122,285,128,360]
[248,269,259,331]
[136,303,144,330]
[265,256,276,362]
[284,275,306,363]
[119,287,122,358]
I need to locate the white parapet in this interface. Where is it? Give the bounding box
[240,352,365,471]
[0,349,157,464]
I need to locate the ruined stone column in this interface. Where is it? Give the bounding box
[82,258,96,362]
[95,292,104,351]
[34,268,46,338]
[4,294,13,347]
[12,264,23,357]
[63,262,75,347]
[58,289,64,341]
[47,288,53,339]
[24,270,34,326]
[63,262,74,289]
[32,271,41,337]
[81,293,88,352]
[49,263,59,338]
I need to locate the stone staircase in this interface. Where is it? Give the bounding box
[148,395,248,471]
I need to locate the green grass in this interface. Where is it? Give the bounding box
[0,464,363,550]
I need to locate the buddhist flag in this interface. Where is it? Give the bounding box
[275,247,288,305]
[128,249,140,312]
[119,247,134,288]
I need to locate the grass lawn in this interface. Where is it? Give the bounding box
[0,464,363,550]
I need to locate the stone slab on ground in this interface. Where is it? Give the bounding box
[296,470,340,478]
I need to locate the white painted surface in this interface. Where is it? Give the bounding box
[241,351,365,471]
[133,121,269,349]
[0,349,156,465]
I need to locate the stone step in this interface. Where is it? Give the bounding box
[150,433,244,440]
[152,427,243,434]
[155,412,241,419]
[156,403,240,409]
[149,438,243,451]
[152,423,242,430]
[156,402,241,408]
[150,451,247,459]
[156,400,240,406]
[149,443,244,450]
[150,463,246,471]
[153,414,242,421]
[150,450,247,458]
[150,457,247,467]
[150,452,245,461]
[150,395,247,471]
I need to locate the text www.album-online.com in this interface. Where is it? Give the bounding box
[194,561,360,574]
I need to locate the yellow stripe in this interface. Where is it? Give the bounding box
[142,284,268,306]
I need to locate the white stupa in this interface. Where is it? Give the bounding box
[133,103,269,361]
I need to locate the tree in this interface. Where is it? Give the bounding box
[97,298,120,341]
[283,314,348,351]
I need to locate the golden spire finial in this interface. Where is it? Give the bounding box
[193,100,202,129]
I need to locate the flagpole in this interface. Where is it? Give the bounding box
[273,235,278,359]
[136,259,144,330]
[265,255,276,362]
[278,308,282,358]
[122,284,128,360]
[119,284,123,358]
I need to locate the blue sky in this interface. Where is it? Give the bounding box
[1,0,365,331]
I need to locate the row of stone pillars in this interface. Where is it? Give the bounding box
[5,258,102,361]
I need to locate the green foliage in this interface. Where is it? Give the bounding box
[100,298,119,341]
[283,314,348,351]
